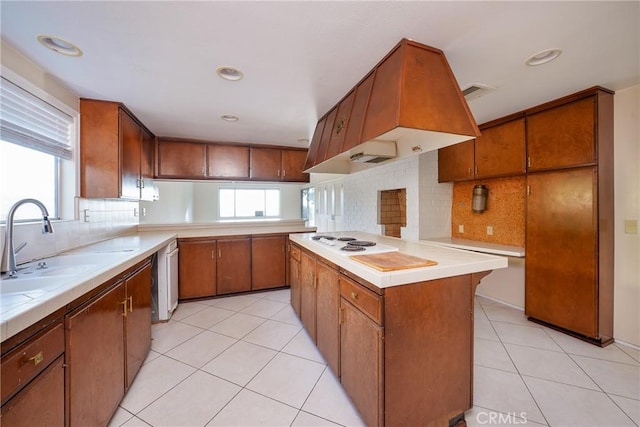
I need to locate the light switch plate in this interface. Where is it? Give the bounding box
[487,225,494,235]
[458,225,464,233]
[624,219,638,234]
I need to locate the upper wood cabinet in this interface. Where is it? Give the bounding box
[526,96,596,171]
[207,145,249,179]
[438,117,527,182]
[281,149,309,182]
[250,147,282,180]
[438,139,475,182]
[80,99,155,200]
[157,140,207,179]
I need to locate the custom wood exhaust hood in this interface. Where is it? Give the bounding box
[304,38,481,174]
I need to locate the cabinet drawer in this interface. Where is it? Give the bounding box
[290,244,301,262]
[1,322,64,404]
[340,276,383,325]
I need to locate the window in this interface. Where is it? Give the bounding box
[219,188,280,219]
[0,74,75,222]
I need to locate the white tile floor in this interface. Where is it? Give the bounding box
[108,289,640,427]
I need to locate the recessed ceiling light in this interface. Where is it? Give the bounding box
[525,48,562,66]
[216,66,243,81]
[221,114,239,122]
[37,35,83,57]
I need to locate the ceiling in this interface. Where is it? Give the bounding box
[1,1,638,149]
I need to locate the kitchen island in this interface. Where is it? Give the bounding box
[288,232,507,427]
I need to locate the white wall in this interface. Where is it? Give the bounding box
[418,151,453,239]
[613,85,640,347]
[140,181,303,224]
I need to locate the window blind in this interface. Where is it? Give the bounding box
[0,76,73,160]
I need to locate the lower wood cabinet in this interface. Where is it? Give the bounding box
[251,235,286,290]
[291,243,483,427]
[289,243,302,317]
[178,239,217,299]
[217,238,252,295]
[66,260,152,426]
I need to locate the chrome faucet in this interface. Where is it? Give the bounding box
[1,199,54,275]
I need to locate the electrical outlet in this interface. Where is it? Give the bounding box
[458,225,464,233]
[625,219,638,234]
[487,225,494,235]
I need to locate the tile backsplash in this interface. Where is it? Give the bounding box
[0,198,139,265]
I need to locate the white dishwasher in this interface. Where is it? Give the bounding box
[154,240,179,321]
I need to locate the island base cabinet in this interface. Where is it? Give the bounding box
[315,261,340,375]
[289,244,302,317]
[340,298,383,427]
[66,282,126,427]
[125,263,152,388]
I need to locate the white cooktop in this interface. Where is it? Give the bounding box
[305,235,399,256]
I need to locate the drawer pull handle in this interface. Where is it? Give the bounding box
[351,291,358,300]
[121,299,128,317]
[28,351,44,366]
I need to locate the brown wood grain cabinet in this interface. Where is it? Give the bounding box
[289,243,302,317]
[250,147,282,180]
[217,238,252,295]
[1,321,65,426]
[80,99,155,200]
[207,144,250,179]
[437,139,475,182]
[315,260,340,375]
[525,87,613,345]
[178,239,217,299]
[157,140,207,179]
[299,249,317,340]
[124,263,152,388]
[281,149,309,182]
[252,235,286,290]
[526,96,596,171]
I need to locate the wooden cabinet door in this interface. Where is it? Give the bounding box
[315,261,340,375]
[437,139,475,182]
[66,282,126,427]
[525,168,598,337]
[251,236,286,290]
[217,238,252,295]
[342,72,375,153]
[326,91,355,160]
[207,145,250,179]
[281,149,309,182]
[140,128,155,201]
[304,117,327,171]
[119,109,142,199]
[157,140,207,178]
[340,298,383,427]
[124,263,152,389]
[0,356,64,427]
[475,118,526,178]
[178,240,217,299]
[526,96,596,171]
[300,250,317,340]
[289,246,301,318]
[250,147,281,180]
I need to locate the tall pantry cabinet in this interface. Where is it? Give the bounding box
[525,87,614,346]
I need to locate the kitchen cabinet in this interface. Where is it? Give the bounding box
[217,238,252,295]
[281,149,309,182]
[66,281,126,426]
[124,262,152,388]
[289,243,302,317]
[178,239,217,299]
[299,249,317,340]
[250,147,282,180]
[524,87,613,345]
[252,235,286,290]
[207,144,250,179]
[315,259,340,376]
[157,140,207,179]
[1,321,65,427]
[526,96,596,171]
[438,117,525,182]
[66,260,152,426]
[80,99,155,200]
[437,139,475,182]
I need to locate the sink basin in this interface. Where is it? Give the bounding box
[0,276,61,294]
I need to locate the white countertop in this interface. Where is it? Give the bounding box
[290,232,508,289]
[138,219,315,237]
[423,237,525,257]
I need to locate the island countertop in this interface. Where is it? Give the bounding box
[289,231,508,288]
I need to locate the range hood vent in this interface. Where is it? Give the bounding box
[349,141,396,163]
[304,39,480,175]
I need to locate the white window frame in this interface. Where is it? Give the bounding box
[0,65,79,223]
[218,187,281,220]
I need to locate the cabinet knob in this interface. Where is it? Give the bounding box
[28,351,44,366]
[120,299,128,317]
